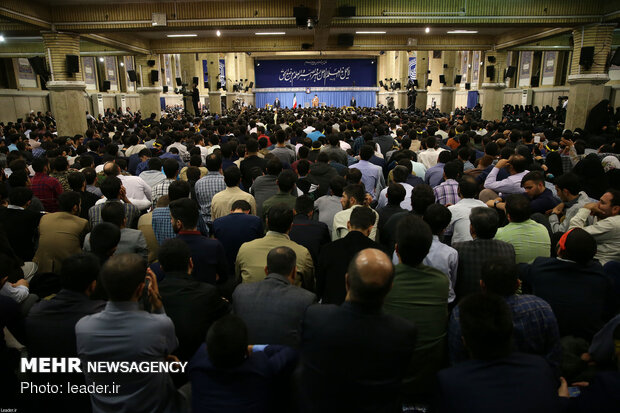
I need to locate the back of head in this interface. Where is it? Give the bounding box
[469,207,499,239]
[231,199,251,212]
[267,204,294,233]
[295,195,314,215]
[360,145,374,161]
[443,160,463,180]
[437,150,452,164]
[206,153,222,172]
[423,204,452,235]
[148,157,162,171]
[8,187,32,207]
[509,154,528,173]
[346,248,394,306]
[58,191,81,213]
[67,171,86,192]
[505,194,531,223]
[343,184,366,206]
[266,158,283,176]
[168,180,190,201]
[206,314,249,369]
[266,246,296,276]
[158,238,191,273]
[392,165,409,183]
[60,253,100,292]
[90,222,121,258]
[559,228,597,265]
[101,176,122,199]
[411,184,435,215]
[555,173,581,196]
[458,175,479,199]
[459,292,513,360]
[100,253,147,302]
[277,169,297,193]
[163,158,180,178]
[169,198,199,229]
[224,165,241,187]
[349,206,376,230]
[396,215,433,266]
[101,201,125,228]
[345,168,362,185]
[329,176,346,197]
[386,183,406,206]
[480,258,518,296]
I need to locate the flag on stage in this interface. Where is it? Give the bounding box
[292,94,297,109]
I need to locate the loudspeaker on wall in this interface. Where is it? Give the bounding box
[66,55,80,74]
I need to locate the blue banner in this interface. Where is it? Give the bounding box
[255,59,377,87]
[408,57,417,81]
[202,59,226,87]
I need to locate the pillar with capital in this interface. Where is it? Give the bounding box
[41,32,88,136]
[565,24,615,131]
[205,53,222,114]
[481,51,508,121]
[135,54,162,120]
[415,51,429,110]
[439,51,459,114]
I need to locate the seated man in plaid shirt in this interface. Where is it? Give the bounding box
[433,160,463,206]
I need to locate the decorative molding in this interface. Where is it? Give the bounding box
[567,74,610,85]
[137,86,163,94]
[253,87,380,92]
[0,89,49,97]
[440,86,457,92]
[45,81,86,91]
[481,82,507,89]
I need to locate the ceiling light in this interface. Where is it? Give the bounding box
[255,32,286,35]
[99,57,104,62]
[151,22,158,26]
[216,30,221,37]
[425,27,430,33]
[120,62,124,67]
[356,31,386,34]
[0,35,5,42]
[447,30,478,34]
[166,34,198,38]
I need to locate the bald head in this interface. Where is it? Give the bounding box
[103,161,120,177]
[346,248,394,306]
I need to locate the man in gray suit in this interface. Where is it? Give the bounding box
[232,246,317,348]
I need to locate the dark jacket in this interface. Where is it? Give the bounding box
[307,162,339,199]
[317,231,386,304]
[289,214,331,267]
[519,257,614,340]
[176,230,229,285]
[240,155,267,190]
[159,271,231,362]
[232,273,317,348]
[0,206,41,261]
[298,302,417,413]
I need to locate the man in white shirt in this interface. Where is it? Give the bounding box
[417,136,447,169]
[103,162,152,211]
[480,155,528,203]
[448,176,488,244]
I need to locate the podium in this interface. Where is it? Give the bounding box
[183,95,195,116]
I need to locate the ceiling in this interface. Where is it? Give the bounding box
[0,0,618,55]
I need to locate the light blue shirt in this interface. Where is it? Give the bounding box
[349,160,385,200]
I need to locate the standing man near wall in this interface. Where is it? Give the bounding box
[192,83,200,116]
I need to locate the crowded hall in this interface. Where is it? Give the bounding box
[2,1,620,412]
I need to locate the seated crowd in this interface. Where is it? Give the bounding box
[0,102,620,412]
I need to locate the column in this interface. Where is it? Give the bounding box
[415,51,429,110]
[206,53,222,114]
[244,53,256,107]
[439,51,459,113]
[41,32,88,137]
[224,53,238,108]
[395,51,409,109]
[135,54,162,120]
[481,51,508,121]
[565,24,615,130]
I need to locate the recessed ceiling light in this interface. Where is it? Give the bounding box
[447,30,478,34]
[425,27,430,33]
[120,62,124,66]
[255,32,286,35]
[166,34,198,38]
[216,30,221,37]
[356,31,386,34]
[99,57,104,62]
[0,35,5,42]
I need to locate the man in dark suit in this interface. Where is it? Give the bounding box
[192,83,200,116]
[273,97,281,109]
[289,195,331,267]
[232,246,317,348]
[317,206,385,304]
[0,187,41,261]
[158,239,231,362]
[298,248,417,413]
[437,293,563,413]
[239,138,267,191]
[350,96,356,107]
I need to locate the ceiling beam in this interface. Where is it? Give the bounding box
[313,0,336,50]
[494,27,573,50]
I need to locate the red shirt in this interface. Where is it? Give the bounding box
[31,172,63,212]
